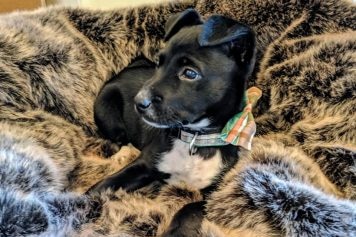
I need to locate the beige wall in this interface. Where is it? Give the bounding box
[47,0,170,9]
[0,0,168,16]
[0,0,44,13]
[80,0,168,8]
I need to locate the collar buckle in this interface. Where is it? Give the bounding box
[189,132,199,155]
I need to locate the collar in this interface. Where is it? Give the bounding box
[177,87,262,155]
[178,129,229,155]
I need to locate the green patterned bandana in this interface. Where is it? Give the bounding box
[221,87,262,150]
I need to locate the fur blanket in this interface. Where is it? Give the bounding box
[0,0,355,236]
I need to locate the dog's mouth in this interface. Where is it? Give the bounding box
[141,117,172,129]
[141,115,211,130]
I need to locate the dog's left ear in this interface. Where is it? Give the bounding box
[164,9,203,41]
[199,15,256,67]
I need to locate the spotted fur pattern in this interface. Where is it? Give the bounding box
[0,0,355,236]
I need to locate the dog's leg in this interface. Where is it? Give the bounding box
[86,158,166,193]
[162,201,206,237]
[70,145,141,192]
[86,134,170,194]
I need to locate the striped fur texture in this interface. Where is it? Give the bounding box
[0,0,355,236]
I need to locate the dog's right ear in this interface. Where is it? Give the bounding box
[164,9,202,41]
[199,16,256,68]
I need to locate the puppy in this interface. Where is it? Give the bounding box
[90,9,256,236]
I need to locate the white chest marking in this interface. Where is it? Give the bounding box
[157,140,223,190]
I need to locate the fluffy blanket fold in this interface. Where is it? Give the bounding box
[0,0,355,236]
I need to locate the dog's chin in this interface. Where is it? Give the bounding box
[182,118,211,130]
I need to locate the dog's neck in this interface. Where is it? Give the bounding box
[176,117,231,155]
[177,128,228,155]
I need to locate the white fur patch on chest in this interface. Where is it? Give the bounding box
[157,139,223,190]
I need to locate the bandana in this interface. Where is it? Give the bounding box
[220,86,262,150]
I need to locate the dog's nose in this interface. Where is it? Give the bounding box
[135,88,163,113]
[135,94,163,112]
[135,89,152,113]
[136,98,152,112]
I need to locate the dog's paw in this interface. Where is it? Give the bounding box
[84,137,121,158]
[111,144,140,165]
[162,201,205,237]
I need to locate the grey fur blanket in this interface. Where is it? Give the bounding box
[0,0,355,236]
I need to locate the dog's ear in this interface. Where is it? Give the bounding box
[199,15,255,66]
[164,9,203,41]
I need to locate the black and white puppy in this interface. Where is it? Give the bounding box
[91,9,255,236]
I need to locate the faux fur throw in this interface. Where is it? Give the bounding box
[0,0,355,236]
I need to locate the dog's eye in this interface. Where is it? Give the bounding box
[179,68,201,80]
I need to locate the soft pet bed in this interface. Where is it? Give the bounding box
[0,0,355,236]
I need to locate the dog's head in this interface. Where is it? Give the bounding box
[135,9,256,130]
